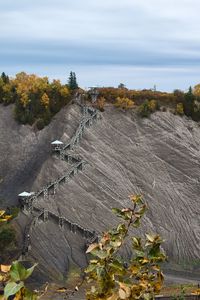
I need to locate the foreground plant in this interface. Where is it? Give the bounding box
[85,195,166,300]
[0,261,37,300]
[0,209,38,299]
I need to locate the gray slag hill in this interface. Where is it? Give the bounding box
[0,102,200,284]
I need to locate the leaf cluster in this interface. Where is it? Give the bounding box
[0,261,37,300]
[85,195,166,300]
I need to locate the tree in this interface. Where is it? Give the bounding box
[97,97,106,111]
[148,99,159,112]
[85,195,166,300]
[193,84,200,99]
[40,92,50,109]
[176,103,184,116]
[115,97,134,110]
[138,99,158,118]
[68,71,78,90]
[183,86,195,117]
[118,83,126,89]
[1,72,9,84]
[173,89,184,103]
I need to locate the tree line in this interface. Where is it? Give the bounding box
[0,71,78,129]
[97,85,200,120]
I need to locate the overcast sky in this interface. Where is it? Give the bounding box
[1,0,200,91]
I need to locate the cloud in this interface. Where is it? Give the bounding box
[0,0,200,90]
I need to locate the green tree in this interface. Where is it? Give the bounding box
[118,83,126,89]
[139,100,150,117]
[1,72,9,84]
[68,71,78,90]
[183,86,195,117]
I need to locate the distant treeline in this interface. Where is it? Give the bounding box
[0,71,78,129]
[97,85,200,120]
[1,71,200,129]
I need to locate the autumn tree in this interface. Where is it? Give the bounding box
[176,103,184,116]
[97,96,106,111]
[115,97,134,110]
[12,72,71,127]
[193,84,200,99]
[138,99,158,117]
[41,92,50,109]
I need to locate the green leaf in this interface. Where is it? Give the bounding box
[134,250,145,258]
[132,217,140,228]
[4,281,24,299]
[112,208,122,215]
[132,237,142,250]
[110,240,122,248]
[23,264,37,281]
[96,266,106,279]
[109,260,125,274]
[137,204,147,216]
[10,261,37,281]
[117,223,126,234]
[85,263,98,273]
[91,249,109,259]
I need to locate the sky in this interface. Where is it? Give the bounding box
[0,0,200,91]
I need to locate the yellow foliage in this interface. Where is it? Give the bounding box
[192,288,200,295]
[60,86,70,97]
[115,97,134,110]
[20,93,29,108]
[97,97,106,110]
[2,84,12,93]
[13,72,49,97]
[148,99,157,112]
[0,264,11,273]
[193,84,200,97]
[41,93,49,109]
[176,103,184,115]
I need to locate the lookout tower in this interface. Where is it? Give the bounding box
[88,87,99,103]
[51,140,64,152]
[18,191,34,209]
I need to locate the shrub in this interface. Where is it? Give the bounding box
[176,103,184,116]
[0,226,16,252]
[115,97,134,110]
[85,195,166,300]
[138,99,159,117]
[36,118,45,130]
[97,97,106,111]
[148,99,159,112]
[138,100,151,117]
